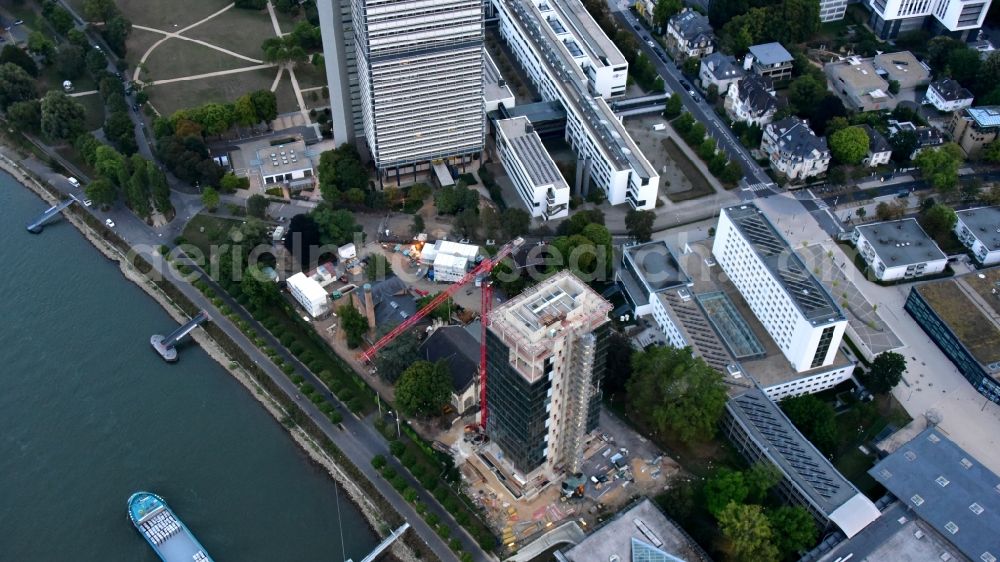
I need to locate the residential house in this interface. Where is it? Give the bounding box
[860,125,892,167]
[665,8,714,59]
[887,120,945,158]
[744,42,794,82]
[924,79,974,112]
[419,325,481,414]
[824,56,895,112]
[725,74,785,127]
[851,219,948,281]
[633,0,655,25]
[761,117,831,180]
[699,52,744,94]
[947,106,1000,157]
[954,206,1000,266]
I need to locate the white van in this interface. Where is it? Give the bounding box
[67,177,81,188]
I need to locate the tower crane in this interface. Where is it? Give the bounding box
[358,237,526,427]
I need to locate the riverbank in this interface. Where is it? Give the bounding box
[0,152,420,562]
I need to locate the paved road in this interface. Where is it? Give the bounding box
[605,1,775,194]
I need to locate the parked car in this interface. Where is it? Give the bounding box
[105,218,115,228]
[67,177,81,188]
[13,20,24,25]
[647,40,655,48]
[82,199,93,207]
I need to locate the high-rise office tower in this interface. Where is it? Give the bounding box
[484,271,612,477]
[317,0,364,145]
[326,0,486,183]
[867,0,991,40]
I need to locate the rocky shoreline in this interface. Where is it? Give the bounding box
[0,154,418,562]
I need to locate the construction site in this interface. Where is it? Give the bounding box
[271,233,686,553]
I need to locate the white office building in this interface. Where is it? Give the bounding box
[351,0,485,182]
[495,117,570,220]
[713,204,847,373]
[494,0,659,210]
[287,272,330,318]
[955,206,1000,266]
[852,219,948,281]
[867,0,991,40]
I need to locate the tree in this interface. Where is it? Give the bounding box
[915,143,964,195]
[664,93,682,118]
[890,130,919,163]
[85,178,117,207]
[768,506,817,557]
[721,161,743,184]
[416,293,454,322]
[55,45,86,80]
[888,79,900,95]
[250,89,278,122]
[0,45,39,77]
[744,463,781,503]
[875,201,892,221]
[705,469,749,516]
[6,99,41,132]
[411,214,425,236]
[983,139,1000,163]
[43,1,76,34]
[780,394,839,455]
[717,503,779,562]
[625,209,655,242]
[375,330,422,384]
[201,186,220,211]
[103,15,133,56]
[501,208,532,240]
[85,48,107,76]
[626,346,728,443]
[672,112,695,134]
[318,144,369,202]
[864,351,907,394]
[40,91,86,140]
[247,194,269,218]
[241,265,280,309]
[367,254,393,282]
[396,360,452,417]
[27,32,56,60]
[947,48,981,86]
[789,75,826,117]
[829,126,869,165]
[707,83,719,103]
[83,0,119,22]
[0,63,37,110]
[454,207,479,238]
[652,0,681,28]
[312,206,361,246]
[148,162,171,213]
[104,110,138,154]
[698,137,717,160]
[337,304,369,348]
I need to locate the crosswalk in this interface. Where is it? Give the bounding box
[742,181,774,193]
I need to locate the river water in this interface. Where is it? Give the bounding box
[0,171,377,561]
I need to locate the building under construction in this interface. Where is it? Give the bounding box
[484,270,612,478]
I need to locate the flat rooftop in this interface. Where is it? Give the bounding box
[913,266,1000,372]
[956,206,1000,251]
[671,242,852,392]
[826,58,890,101]
[748,42,793,66]
[484,50,515,105]
[248,138,312,175]
[540,0,626,68]
[503,0,657,178]
[728,388,880,535]
[855,218,947,265]
[496,116,568,188]
[489,269,611,350]
[722,204,845,324]
[803,501,966,562]
[873,51,929,89]
[623,240,690,292]
[967,106,1000,129]
[869,427,1000,562]
[557,498,709,562]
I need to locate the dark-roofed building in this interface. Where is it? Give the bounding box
[851,218,948,281]
[699,52,744,94]
[859,125,892,167]
[616,240,692,347]
[723,388,881,537]
[954,206,1000,265]
[745,42,793,82]
[665,8,714,59]
[869,427,1000,562]
[714,204,847,372]
[725,74,784,127]
[925,79,975,112]
[888,120,945,159]
[761,117,831,180]
[904,267,1000,404]
[420,325,480,413]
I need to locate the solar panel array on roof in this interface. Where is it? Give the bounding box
[564,39,584,57]
[509,134,563,186]
[725,205,843,322]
